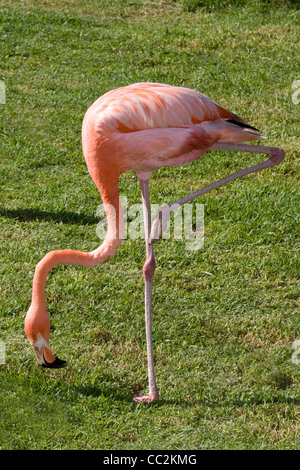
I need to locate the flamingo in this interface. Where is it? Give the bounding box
[24,82,284,402]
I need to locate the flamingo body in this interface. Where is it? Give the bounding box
[82,82,262,175]
[24,82,283,401]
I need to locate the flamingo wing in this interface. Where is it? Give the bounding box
[90,82,247,131]
[83,83,265,173]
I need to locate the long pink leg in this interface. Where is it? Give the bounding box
[133,143,283,402]
[134,177,159,403]
[150,144,284,242]
[134,177,160,403]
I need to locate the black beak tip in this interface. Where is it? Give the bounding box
[41,356,67,369]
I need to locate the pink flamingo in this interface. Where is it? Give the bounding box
[24,82,284,402]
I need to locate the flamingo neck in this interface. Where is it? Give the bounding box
[31,197,124,308]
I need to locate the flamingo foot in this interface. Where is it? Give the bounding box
[133,391,159,403]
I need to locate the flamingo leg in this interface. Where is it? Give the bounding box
[134,176,160,403]
[150,143,284,243]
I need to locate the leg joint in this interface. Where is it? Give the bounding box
[143,255,156,280]
[269,147,284,166]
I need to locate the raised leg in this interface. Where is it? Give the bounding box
[150,143,284,242]
[134,176,160,403]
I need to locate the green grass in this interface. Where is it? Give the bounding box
[0,0,299,450]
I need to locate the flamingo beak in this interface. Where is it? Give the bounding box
[32,333,67,369]
[41,354,67,369]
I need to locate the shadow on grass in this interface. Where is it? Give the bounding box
[73,381,168,405]
[73,381,300,408]
[0,207,98,225]
[74,383,132,401]
[2,369,299,410]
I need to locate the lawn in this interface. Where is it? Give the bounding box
[0,0,299,450]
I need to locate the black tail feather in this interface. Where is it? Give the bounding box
[226,119,260,133]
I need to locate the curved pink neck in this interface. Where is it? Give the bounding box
[31,188,124,309]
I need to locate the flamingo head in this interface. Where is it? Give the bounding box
[31,332,67,368]
[24,304,67,369]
